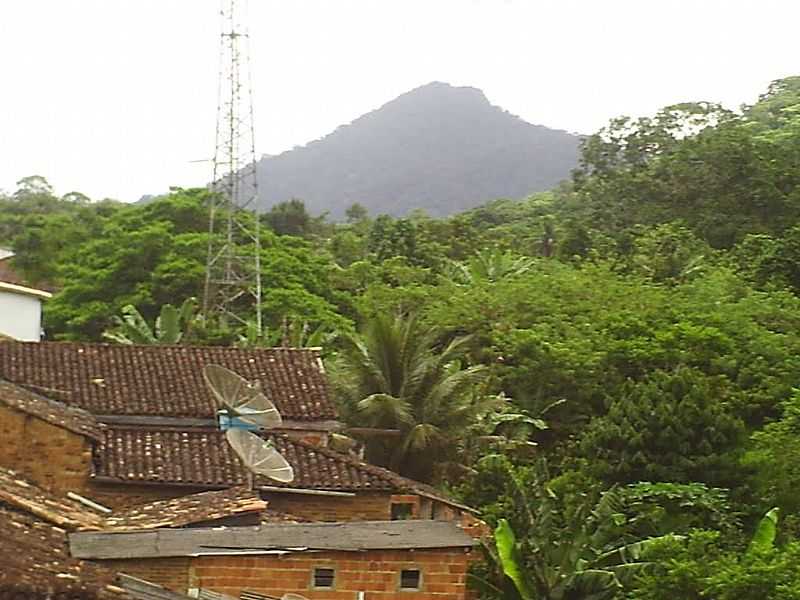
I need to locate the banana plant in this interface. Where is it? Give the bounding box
[474,459,680,600]
[747,507,779,555]
[103,297,198,344]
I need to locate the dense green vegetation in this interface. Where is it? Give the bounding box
[3,76,800,598]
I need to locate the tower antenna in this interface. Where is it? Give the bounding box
[203,0,262,332]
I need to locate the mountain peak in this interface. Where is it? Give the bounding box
[256,84,579,219]
[381,81,490,111]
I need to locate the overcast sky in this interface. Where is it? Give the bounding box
[1,0,797,202]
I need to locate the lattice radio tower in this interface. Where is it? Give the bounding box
[203,0,262,332]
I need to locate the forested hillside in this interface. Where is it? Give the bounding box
[254,82,580,218]
[4,76,800,598]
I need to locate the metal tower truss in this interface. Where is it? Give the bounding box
[204,0,262,331]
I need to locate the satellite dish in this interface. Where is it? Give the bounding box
[203,364,282,429]
[202,364,294,485]
[226,429,294,483]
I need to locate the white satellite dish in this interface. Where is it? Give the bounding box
[203,364,283,429]
[203,364,294,485]
[225,428,294,483]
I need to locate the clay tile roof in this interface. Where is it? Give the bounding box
[103,486,267,531]
[94,427,471,510]
[0,504,133,599]
[0,468,196,599]
[0,341,337,421]
[0,467,105,531]
[96,427,399,492]
[0,380,105,441]
[0,466,287,532]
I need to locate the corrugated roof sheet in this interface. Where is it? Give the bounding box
[0,341,337,421]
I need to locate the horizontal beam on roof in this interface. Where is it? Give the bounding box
[95,415,343,431]
[70,520,477,560]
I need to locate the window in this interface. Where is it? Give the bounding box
[400,569,422,591]
[313,567,336,589]
[391,502,414,520]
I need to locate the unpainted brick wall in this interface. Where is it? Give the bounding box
[263,491,393,522]
[189,548,471,600]
[0,405,93,495]
[105,558,190,591]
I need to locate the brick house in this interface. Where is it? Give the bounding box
[71,520,476,600]
[1,463,476,600]
[0,341,479,524]
[0,341,485,599]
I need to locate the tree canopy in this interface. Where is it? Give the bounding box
[7,75,800,600]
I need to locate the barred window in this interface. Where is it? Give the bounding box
[313,567,336,589]
[400,569,421,591]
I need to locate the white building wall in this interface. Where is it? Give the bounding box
[0,290,43,341]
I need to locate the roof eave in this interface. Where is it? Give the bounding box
[0,281,52,299]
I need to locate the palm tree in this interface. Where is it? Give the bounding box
[332,312,497,482]
[445,248,536,285]
[103,297,198,344]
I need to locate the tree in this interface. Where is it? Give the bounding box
[345,202,369,224]
[580,367,745,488]
[42,189,345,341]
[13,175,54,199]
[570,85,800,247]
[332,311,496,482]
[744,390,800,518]
[625,223,710,284]
[263,198,316,237]
[367,216,419,262]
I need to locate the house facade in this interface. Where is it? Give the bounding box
[0,252,51,342]
[71,521,475,600]
[0,282,51,341]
